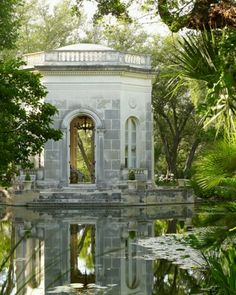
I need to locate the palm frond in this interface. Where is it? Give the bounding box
[204,249,236,295]
[167,28,236,134]
[194,139,236,191]
[173,31,219,84]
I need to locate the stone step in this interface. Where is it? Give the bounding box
[36,192,122,203]
[39,192,121,197]
[27,199,124,207]
[40,187,121,195]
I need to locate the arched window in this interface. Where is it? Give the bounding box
[125,117,137,168]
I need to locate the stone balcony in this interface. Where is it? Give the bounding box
[23,46,151,70]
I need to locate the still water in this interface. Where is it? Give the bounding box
[0,203,232,295]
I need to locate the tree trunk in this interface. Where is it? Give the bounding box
[168,135,180,178]
[184,139,200,178]
[157,121,180,178]
[166,219,177,234]
[70,224,79,283]
[77,132,93,180]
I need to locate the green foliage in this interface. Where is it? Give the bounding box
[204,248,236,295]
[73,0,235,33]
[185,203,236,293]
[78,225,95,272]
[128,230,136,240]
[0,59,62,184]
[152,35,210,178]
[79,18,150,54]
[170,29,236,135]
[16,0,83,53]
[214,186,236,200]
[73,0,131,22]
[102,20,150,53]
[154,220,168,236]
[77,128,94,182]
[152,258,201,294]
[0,0,22,50]
[128,170,135,180]
[193,139,236,192]
[0,222,12,269]
[24,172,31,181]
[173,30,220,84]
[188,203,236,250]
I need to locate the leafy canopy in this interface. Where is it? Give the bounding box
[194,138,236,191]
[0,0,22,50]
[169,28,236,136]
[73,0,236,32]
[0,59,62,182]
[0,0,63,184]
[16,0,83,53]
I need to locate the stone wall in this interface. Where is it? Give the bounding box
[41,70,153,188]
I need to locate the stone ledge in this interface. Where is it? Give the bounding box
[1,187,195,207]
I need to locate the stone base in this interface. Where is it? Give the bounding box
[21,186,195,208]
[36,180,61,189]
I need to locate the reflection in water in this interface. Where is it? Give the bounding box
[15,224,45,295]
[152,259,200,295]
[0,221,15,295]
[70,224,95,285]
[154,219,189,236]
[0,204,203,295]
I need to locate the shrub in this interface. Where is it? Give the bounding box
[128,170,135,180]
[25,172,31,181]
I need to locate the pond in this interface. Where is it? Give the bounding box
[0,202,235,295]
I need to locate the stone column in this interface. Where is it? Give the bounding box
[96,128,105,186]
[60,128,69,187]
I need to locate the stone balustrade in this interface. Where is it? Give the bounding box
[23,50,151,69]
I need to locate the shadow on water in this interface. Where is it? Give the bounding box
[0,202,235,295]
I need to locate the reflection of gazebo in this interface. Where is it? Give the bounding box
[23,43,154,189]
[14,217,154,295]
[70,224,95,284]
[13,204,194,294]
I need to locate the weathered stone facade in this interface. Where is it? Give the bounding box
[24,44,154,188]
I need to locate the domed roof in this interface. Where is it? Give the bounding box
[56,43,115,51]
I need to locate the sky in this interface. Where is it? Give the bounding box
[48,0,170,36]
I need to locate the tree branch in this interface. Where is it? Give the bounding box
[184,138,200,177]
[157,0,192,32]
[157,111,175,137]
[179,105,194,135]
[157,0,221,31]
[77,132,92,175]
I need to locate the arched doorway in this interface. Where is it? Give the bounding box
[70,115,95,184]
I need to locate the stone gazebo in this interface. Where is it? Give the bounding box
[24,44,154,190]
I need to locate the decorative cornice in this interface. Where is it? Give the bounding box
[37,69,156,80]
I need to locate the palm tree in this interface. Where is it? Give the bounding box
[188,203,236,294]
[170,28,236,136]
[193,138,236,191]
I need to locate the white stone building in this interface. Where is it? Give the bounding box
[24,44,154,189]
